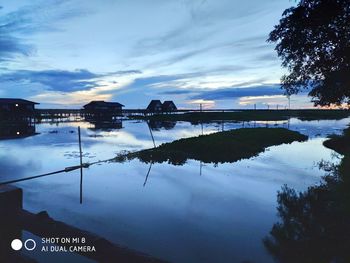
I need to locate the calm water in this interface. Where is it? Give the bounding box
[1,118,349,263]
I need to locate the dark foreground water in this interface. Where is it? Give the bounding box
[0,118,349,263]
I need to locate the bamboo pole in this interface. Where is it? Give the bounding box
[78,127,83,204]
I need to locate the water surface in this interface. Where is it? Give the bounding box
[1,118,348,262]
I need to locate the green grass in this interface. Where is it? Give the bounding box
[129,128,308,165]
[130,109,350,123]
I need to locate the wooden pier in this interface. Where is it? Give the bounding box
[35,109,83,119]
[35,108,241,119]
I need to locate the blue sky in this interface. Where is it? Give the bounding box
[0,0,312,109]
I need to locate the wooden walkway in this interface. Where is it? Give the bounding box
[34,108,242,118]
[36,109,83,118]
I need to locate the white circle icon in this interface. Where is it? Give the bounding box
[24,239,36,251]
[11,239,23,251]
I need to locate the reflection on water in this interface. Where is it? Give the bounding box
[0,121,38,140]
[148,120,176,131]
[264,157,350,263]
[0,185,163,263]
[0,118,349,262]
[87,119,123,131]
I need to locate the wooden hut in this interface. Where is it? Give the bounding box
[83,101,124,121]
[0,98,39,112]
[0,98,39,121]
[146,100,163,113]
[162,101,177,112]
[83,101,124,112]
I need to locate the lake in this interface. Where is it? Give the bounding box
[0,117,349,263]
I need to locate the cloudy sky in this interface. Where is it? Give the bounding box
[0,0,312,109]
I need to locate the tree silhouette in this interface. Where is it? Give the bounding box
[268,0,350,106]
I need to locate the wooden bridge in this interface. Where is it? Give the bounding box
[34,108,241,119]
[35,109,83,119]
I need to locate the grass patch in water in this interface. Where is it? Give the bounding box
[128,128,308,165]
[130,110,350,123]
[324,127,350,156]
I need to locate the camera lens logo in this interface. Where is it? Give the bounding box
[11,239,22,251]
[11,239,36,251]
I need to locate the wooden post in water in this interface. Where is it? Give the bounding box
[143,162,153,187]
[147,121,156,148]
[78,127,83,204]
[200,103,204,135]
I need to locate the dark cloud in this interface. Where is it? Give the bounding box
[0,9,33,61]
[119,75,279,99]
[117,75,186,93]
[0,69,99,92]
[114,71,222,95]
[111,74,283,107]
[110,74,201,107]
[111,70,142,75]
[0,34,32,61]
[0,69,142,92]
[0,1,91,61]
[1,1,89,34]
[0,69,140,92]
[190,84,284,100]
[160,89,194,95]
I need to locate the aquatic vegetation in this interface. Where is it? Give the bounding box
[130,110,350,123]
[323,126,350,156]
[128,128,308,165]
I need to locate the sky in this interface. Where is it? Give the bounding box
[0,0,313,109]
